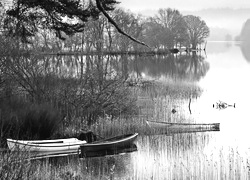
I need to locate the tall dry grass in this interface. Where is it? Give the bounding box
[0,151,33,180]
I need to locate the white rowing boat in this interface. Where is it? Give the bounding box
[7,138,87,152]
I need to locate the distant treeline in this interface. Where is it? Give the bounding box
[0,7,209,55]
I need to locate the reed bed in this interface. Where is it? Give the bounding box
[2,132,250,180]
[132,133,250,180]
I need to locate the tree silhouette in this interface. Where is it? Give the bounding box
[155,8,186,48]
[184,15,209,49]
[4,0,148,46]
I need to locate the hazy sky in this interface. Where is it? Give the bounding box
[118,0,250,12]
[2,0,249,39]
[118,0,250,39]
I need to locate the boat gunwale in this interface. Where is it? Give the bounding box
[146,120,220,126]
[7,138,86,148]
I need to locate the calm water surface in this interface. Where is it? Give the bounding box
[129,42,250,180]
[82,42,250,180]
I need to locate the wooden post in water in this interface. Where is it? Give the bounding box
[188,98,192,114]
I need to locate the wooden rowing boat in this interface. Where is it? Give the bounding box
[80,144,138,158]
[7,138,87,152]
[79,133,138,157]
[146,120,220,134]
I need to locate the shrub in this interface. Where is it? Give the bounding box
[0,97,62,147]
[18,103,62,140]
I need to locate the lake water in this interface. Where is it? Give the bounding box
[77,41,250,180]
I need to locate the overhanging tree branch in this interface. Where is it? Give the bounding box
[4,0,151,48]
[96,0,150,48]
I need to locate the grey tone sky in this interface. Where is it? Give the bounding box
[118,0,250,11]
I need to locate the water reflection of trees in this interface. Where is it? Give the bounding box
[127,53,209,82]
[1,54,138,126]
[1,53,209,124]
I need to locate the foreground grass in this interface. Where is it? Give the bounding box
[0,151,33,180]
[2,130,250,180]
[0,151,79,180]
[0,150,131,180]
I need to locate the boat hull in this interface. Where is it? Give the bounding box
[7,138,86,152]
[82,144,138,158]
[79,133,138,157]
[146,120,220,134]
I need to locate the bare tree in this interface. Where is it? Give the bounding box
[112,9,142,51]
[143,17,162,49]
[144,8,187,50]
[184,15,210,49]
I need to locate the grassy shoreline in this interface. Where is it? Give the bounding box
[0,79,204,179]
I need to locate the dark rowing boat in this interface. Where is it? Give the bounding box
[79,133,138,157]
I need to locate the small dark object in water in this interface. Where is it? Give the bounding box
[169,48,179,54]
[171,109,177,114]
[78,131,97,143]
[213,101,235,110]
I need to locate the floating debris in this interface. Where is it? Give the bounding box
[171,109,177,114]
[213,101,235,110]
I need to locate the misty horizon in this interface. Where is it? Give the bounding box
[118,6,250,41]
[2,1,249,41]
